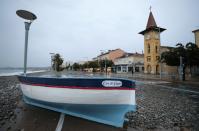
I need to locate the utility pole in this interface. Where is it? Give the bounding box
[179,56,185,81]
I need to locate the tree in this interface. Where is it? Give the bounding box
[161,42,199,78]
[82,62,88,69]
[88,61,99,68]
[87,60,99,72]
[72,63,81,71]
[105,59,114,67]
[52,53,64,71]
[161,43,186,66]
[99,59,114,72]
[176,43,186,57]
[185,42,199,69]
[161,51,178,66]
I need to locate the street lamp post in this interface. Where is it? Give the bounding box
[24,22,31,75]
[16,10,37,76]
[100,50,107,74]
[83,57,89,70]
[179,56,185,81]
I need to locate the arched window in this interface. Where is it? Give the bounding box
[156,65,159,74]
[155,46,158,53]
[147,56,151,62]
[147,44,150,53]
[147,65,151,73]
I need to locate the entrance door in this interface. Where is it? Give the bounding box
[147,65,151,73]
[156,65,159,74]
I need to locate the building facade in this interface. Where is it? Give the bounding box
[139,11,166,74]
[114,53,144,73]
[94,48,125,61]
[192,29,199,48]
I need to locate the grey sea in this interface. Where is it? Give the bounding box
[0,68,48,76]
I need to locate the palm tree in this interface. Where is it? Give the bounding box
[52,53,64,71]
[175,43,186,58]
[185,42,199,75]
[162,42,199,79]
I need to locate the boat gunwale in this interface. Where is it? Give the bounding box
[17,74,135,81]
[17,75,135,90]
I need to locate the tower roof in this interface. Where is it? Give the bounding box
[146,11,157,29]
[192,29,199,33]
[139,11,166,35]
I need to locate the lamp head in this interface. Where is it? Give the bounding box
[16,10,37,21]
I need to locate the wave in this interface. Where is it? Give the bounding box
[0,70,47,77]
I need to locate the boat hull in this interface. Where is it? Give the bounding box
[18,76,136,127]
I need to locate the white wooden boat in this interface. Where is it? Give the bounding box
[18,75,136,127]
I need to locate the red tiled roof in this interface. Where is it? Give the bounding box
[116,52,144,59]
[192,29,199,33]
[97,48,123,57]
[146,12,157,29]
[139,11,166,35]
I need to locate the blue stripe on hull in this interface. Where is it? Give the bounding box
[23,95,136,127]
[18,76,135,89]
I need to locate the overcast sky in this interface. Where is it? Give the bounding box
[0,0,199,67]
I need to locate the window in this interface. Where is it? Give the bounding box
[156,56,160,61]
[135,67,139,72]
[155,34,159,39]
[146,34,150,40]
[117,66,121,71]
[147,44,150,53]
[142,67,144,71]
[155,46,158,53]
[147,56,151,62]
[122,66,127,72]
[147,65,152,73]
[128,67,133,72]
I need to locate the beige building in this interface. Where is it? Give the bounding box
[138,11,183,75]
[139,11,166,74]
[192,29,199,47]
[138,10,199,77]
[94,48,125,61]
[114,53,144,73]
